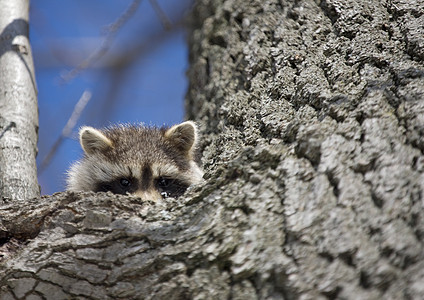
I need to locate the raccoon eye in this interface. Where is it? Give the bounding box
[157,177,173,188]
[95,177,137,195]
[120,178,131,187]
[155,177,189,199]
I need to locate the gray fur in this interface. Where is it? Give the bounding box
[67,121,203,200]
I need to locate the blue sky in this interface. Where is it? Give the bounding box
[30,0,193,195]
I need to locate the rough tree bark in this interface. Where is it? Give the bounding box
[1,0,424,299]
[0,0,39,200]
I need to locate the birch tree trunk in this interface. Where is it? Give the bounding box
[1,0,424,299]
[0,0,39,200]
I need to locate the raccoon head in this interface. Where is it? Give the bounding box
[66,121,204,201]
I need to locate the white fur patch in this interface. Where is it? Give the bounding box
[80,126,113,155]
[67,157,137,191]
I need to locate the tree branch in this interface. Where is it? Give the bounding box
[38,90,92,175]
[148,0,172,30]
[0,0,39,200]
[60,0,142,83]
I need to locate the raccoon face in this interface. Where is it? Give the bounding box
[66,121,204,201]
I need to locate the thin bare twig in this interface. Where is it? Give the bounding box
[38,90,92,175]
[148,0,172,30]
[60,0,142,83]
[91,20,182,124]
[61,90,92,137]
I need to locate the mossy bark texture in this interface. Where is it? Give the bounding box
[1,0,424,299]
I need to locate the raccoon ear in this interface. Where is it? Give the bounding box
[79,126,113,155]
[164,121,198,155]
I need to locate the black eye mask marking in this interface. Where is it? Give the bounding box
[95,177,138,195]
[94,175,190,199]
[155,176,189,198]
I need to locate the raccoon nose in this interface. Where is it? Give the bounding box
[133,190,161,201]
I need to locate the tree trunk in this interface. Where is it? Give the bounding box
[0,0,39,200]
[1,0,424,299]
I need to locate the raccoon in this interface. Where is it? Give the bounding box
[66,121,204,201]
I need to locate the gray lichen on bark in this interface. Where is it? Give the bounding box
[1,0,424,299]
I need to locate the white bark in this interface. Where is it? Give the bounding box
[0,0,39,200]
